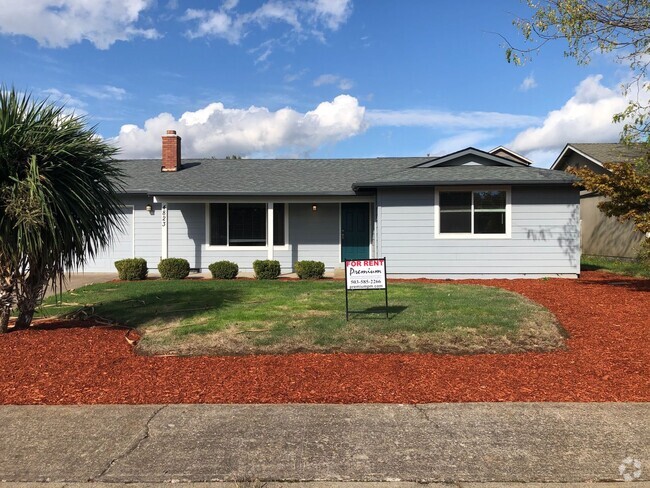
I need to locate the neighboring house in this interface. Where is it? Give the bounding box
[551,143,646,259]
[89,130,580,278]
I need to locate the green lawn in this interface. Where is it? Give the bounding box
[40,279,565,355]
[581,255,650,278]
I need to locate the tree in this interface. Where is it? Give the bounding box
[568,162,650,247]
[506,0,649,143]
[0,88,124,331]
[505,0,650,256]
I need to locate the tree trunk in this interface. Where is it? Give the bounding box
[14,309,34,330]
[0,307,10,333]
[0,277,14,333]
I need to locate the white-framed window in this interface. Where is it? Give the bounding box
[434,187,511,238]
[206,202,288,249]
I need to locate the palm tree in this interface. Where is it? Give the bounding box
[0,87,124,331]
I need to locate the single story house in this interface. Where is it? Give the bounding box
[551,143,646,259]
[89,130,580,278]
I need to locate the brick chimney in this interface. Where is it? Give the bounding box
[161,130,181,172]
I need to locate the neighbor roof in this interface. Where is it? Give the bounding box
[116,157,434,196]
[551,143,648,170]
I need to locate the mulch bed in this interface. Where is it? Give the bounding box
[0,270,648,404]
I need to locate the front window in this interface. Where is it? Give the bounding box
[209,203,286,247]
[439,190,507,235]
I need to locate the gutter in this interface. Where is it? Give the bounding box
[352,179,578,190]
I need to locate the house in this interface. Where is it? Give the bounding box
[551,143,646,259]
[88,130,580,278]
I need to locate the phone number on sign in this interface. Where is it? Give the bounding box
[349,279,384,287]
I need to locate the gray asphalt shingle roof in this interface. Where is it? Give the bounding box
[353,166,577,188]
[117,157,432,196]
[570,143,648,164]
[116,155,576,196]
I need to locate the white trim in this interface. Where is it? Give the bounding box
[369,202,375,259]
[267,202,274,260]
[160,202,168,259]
[125,204,135,258]
[434,186,512,239]
[204,201,290,251]
[550,144,604,171]
[338,202,342,263]
[156,195,375,204]
[488,146,533,166]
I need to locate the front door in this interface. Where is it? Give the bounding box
[341,203,370,261]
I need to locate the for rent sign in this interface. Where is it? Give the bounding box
[344,258,389,320]
[345,259,387,290]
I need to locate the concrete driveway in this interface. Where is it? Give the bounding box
[45,272,117,298]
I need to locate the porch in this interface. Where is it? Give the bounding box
[157,197,376,273]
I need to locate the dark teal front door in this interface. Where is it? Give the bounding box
[341,203,370,261]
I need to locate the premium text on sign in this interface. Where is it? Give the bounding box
[345,259,386,290]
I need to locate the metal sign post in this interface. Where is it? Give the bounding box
[344,258,389,320]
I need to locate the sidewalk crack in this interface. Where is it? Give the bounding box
[412,404,432,422]
[93,404,167,481]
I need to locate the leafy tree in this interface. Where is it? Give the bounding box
[568,162,650,254]
[0,88,124,331]
[505,0,649,143]
[505,0,650,255]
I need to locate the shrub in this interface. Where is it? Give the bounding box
[209,260,239,279]
[114,258,148,281]
[253,259,281,280]
[158,258,190,280]
[294,260,325,280]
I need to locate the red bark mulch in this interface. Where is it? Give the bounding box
[0,270,648,404]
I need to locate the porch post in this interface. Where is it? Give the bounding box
[267,202,274,260]
[161,200,168,260]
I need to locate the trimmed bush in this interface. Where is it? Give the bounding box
[295,260,325,280]
[158,258,190,280]
[114,258,148,281]
[209,260,239,280]
[253,259,281,280]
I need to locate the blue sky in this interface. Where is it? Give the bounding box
[0,0,633,166]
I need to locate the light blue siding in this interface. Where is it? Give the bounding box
[164,202,341,272]
[84,188,579,278]
[288,203,340,269]
[83,194,161,272]
[377,186,580,277]
[129,195,162,267]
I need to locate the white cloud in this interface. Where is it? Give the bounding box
[284,66,308,83]
[183,0,352,45]
[183,8,240,43]
[0,0,159,49]
[366,109,540,129]
[427,131,494,156]
[78,85,127,101]
[112,94,366,158]
[510,75,632,154]
[520,149,558,168]
[519,74,537,92]
[42,88,86,109]
[313,73,354,90]
[310,0,352,30]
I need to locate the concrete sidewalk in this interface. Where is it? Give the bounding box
[0,404,647,484]
[1,483,649,487]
